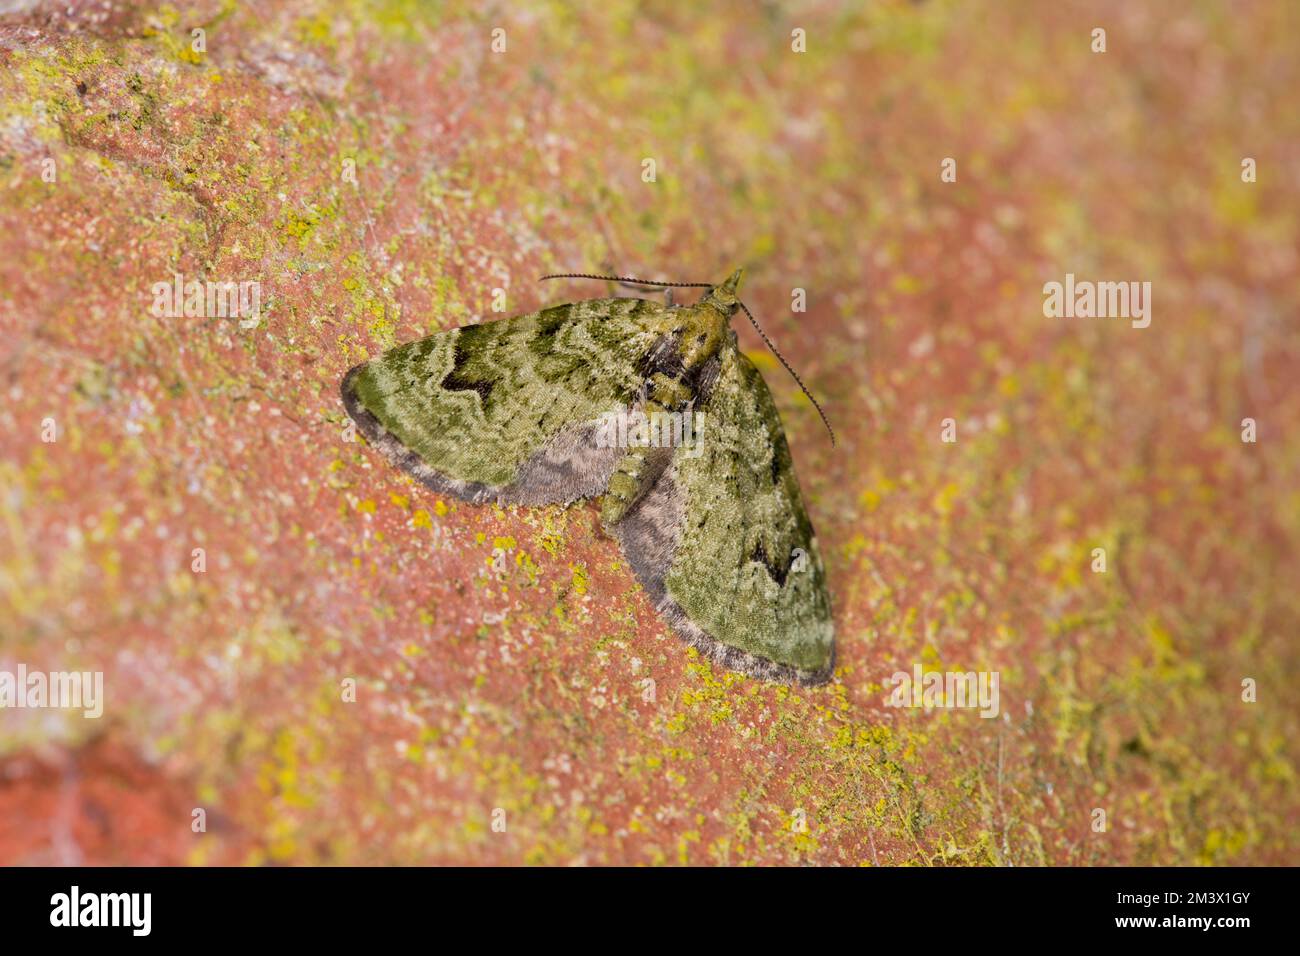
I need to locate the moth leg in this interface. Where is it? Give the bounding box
[663,287,676,308]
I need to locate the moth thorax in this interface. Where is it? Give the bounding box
[649,373,692,409]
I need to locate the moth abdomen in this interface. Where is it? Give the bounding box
[600,443,673,529]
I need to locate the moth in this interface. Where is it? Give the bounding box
[340,269,835,685]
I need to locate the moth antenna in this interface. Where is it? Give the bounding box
[738,300,836,447]
[539,272,713,289]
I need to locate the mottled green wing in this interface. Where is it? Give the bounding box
[341,297,667,504]
[614,344,835,685]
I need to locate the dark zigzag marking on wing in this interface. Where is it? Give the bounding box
[440,339,493,404]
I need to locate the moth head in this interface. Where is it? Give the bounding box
[702,268,744,317]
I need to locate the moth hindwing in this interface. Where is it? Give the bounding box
[341,271,834,685]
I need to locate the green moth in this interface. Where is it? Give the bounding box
[340,269,835,685]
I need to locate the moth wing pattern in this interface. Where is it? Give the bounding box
[341,298,669,505]
[614,344,835,685]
